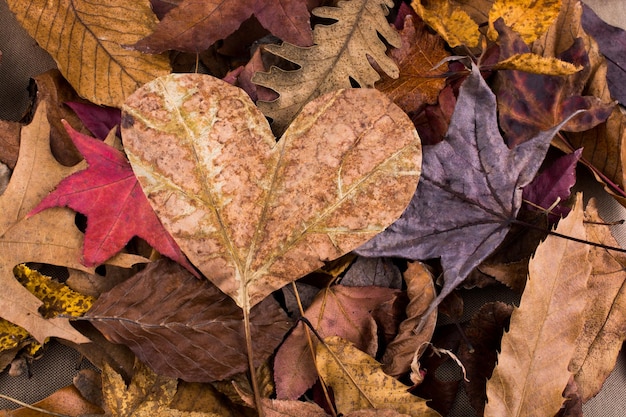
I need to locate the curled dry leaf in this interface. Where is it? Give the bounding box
[316,336,441,417]
[381,261,437,377]
[6,0,171,107]
[485,194,591,417]
[121,73,421,314]
[86,259,292,382]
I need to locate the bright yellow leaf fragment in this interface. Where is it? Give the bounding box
[316,336,441,417]
[488,0,562,44]
[411,0,480,48]
[494,53,582,75]
[6,0,171,107]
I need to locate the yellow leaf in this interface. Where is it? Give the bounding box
[488,0,562,44]
[14,264,95,318]
[0,319,30,352]
[411,0,480,48]
[6,0,171,107]
[493,53,582,75]
[316,336,441,417]
[485,194,590,417]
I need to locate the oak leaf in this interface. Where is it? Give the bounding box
[121,73,420,314]
[570,199,626,401]
[29,122,192,271]
[484,194,590,417]
[252,0,401,133]
[102,361,222,417]
[87,259,292,382]
[6,0,171,107]
[274,285,401,399]
[375,14,449,116]
[316,336,441,416]
[0,103,91,345]
[356,62,575,320]
[493,19,614,147]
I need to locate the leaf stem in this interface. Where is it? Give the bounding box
[242,306,264,417]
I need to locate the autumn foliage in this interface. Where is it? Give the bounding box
[0,0,625,416]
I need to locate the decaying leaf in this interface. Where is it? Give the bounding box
[356,62,575,321]
[252,0,401,133]
[484,194,590,417]
[274,285,400,399]
[487,0,562,43]
[570,199,626,401]
[133,0,313,53]
[316,336,441,417]
[0,102,91,345]
[121,73,420,314]
[6,0,171,107]
[410,0,480,48]
[493,53,582,75]
[29,122,192,271]
[86,258,292,382]
[375,15,449,116]
[381,262,437,377]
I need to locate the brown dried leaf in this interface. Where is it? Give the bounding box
[376,15,448,115]
[484,194,591,417]
[570,198,626,401]
[341,256,403,288]
[381,262,437,377]
[87,259,292,382]
[0,385,103,417]
[6,0,171,107]
[274,285,401,400]
[0,120,20,170]
[121,73,420,313]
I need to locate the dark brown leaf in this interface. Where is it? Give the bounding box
[86,258,292,382]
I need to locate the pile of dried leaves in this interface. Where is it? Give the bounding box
[0,0,625,416]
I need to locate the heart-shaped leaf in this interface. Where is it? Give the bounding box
[121,74,420,313]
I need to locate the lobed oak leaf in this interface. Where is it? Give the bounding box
[6,0,171,107]
[121,73,420,313]
[484,194,590,417]
[569,199,626,401]
[86,258,292,382]
[252,0,401,133]
[316,336,441,416]
[274,285,401,399]
[375,15,449,117]
[356,62,577,321]
[133,0,313,54]
[0,102,90,345]
[493,18,614,147]
[28,122,193,272]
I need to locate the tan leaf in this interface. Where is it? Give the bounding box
[252,0,401,133]
[315,336,441,417]
[6,0,171,107]
[493,53,582,75]
[410,0,480,48]
[381,261,437,377]
[487,0,562,44]
[0,120,20,169]
[121,74,421,313]
[0,385,103,417]
[0,102,90,344]
[376,15,449,114]
[484,194,591,417]
[570,198,626,401]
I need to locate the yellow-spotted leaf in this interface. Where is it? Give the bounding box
[488,0,562,44]
[411,0,480,48]
[493,53,582,75]
[6,0,171,107]
[316,336,441,417]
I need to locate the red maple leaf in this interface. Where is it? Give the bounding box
[29,121,196,274]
